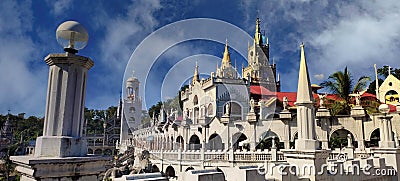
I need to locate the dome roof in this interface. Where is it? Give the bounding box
[127,76,139,82]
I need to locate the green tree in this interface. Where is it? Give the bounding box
[148,101,163,119]
[377,65,400,79]
[321,67,371,115]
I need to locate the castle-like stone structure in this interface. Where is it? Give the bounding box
[116,18,400,181]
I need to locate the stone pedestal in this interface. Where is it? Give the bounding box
[279,110,291,119]
[373,148,400,181]
[34,136,87,157]
[220,115,230,124]
[10,156,110,181]
[350,105,365,116]
[246,112,257,123]
[282,149,330,181]
[295,139,319,151]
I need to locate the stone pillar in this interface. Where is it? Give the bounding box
[271,137,277,161]
[34,54,92,157]
[11,53,109,180]
[279,111,291,149]
[351,106,366,151]
[379,115,395,148]
[317,106,330,150]
[221,115,231,150]
[246,107,257,151]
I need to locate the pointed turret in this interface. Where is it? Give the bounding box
[222,39,231,66]
[192,61,199,83]
[254,18,262,45]
[296,43,314,104]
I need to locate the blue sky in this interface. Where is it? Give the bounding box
[1,0,400,116]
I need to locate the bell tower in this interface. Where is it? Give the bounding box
[243,18,280,91]
[120,73,142,151]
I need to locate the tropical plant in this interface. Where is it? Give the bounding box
[320,67,371,115]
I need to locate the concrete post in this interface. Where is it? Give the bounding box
[279,111,291,149]
[351,106,366,151]
[35,54,93,157]
[11,23,110,180]
[252,123,257,151]
[379,115,395,148]
[316,106,331,150]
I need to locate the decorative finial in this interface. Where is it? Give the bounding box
[192,61,199,83]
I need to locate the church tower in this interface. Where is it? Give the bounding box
[120,73,142,147]
[243,18,280,91]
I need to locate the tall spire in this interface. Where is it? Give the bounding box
[192,61,199,83]
[254,18,262,45]
[294,43,318,151]
[296,43,314,103]
[222,39,231,65]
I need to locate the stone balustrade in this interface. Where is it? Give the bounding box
[328,148,375,160]
[149,149,285,163]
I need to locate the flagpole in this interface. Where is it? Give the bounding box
[374,64,379,101]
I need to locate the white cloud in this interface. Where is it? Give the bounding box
[242,0,400,91]
[84,0,162,110]
[314,74,324,80]
[47,0,73,16]
[0,0,48,115]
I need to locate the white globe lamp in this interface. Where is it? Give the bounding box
[56,21,88,54]
[378,104,390,114]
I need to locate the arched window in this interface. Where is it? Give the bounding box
[385,90,399,104]
[189,134,201,150]
[230,102,241,115]
[207,103,213,116]
[193,95,198,105]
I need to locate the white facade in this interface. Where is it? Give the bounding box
[116,18,400,181]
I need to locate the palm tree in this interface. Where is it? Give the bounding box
[320,67,371,114]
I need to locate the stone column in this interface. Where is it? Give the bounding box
[221,114,231,150]
[11,52,109,181]
[317,106,330,150]
[279,111,291,149]
[34,54,92,157]
[246,106,257,151]
[379,115,395,148]
[351,106,366,151]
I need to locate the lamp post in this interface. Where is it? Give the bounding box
[103,120,107,147]
[10,21,110,181]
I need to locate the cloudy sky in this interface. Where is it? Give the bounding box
[1,0,400,116]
